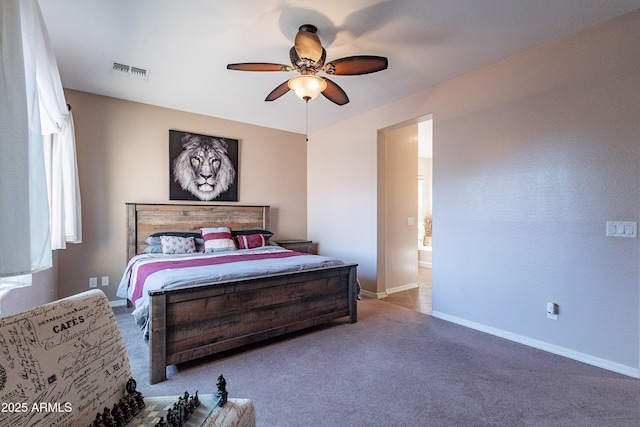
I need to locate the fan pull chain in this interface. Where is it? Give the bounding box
[305,98,309,142]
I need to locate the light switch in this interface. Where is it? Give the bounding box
[407,217,415,226]
[606,221,637,238]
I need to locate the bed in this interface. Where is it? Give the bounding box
[118,203,358,384]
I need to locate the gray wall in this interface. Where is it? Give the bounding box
[309,10,640,375]
[432,11,639,372]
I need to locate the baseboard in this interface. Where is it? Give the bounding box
[360,289,387,299]
[418,261,432,268]
[109,299,128,308]
[431,310,640,379]
[360,282,420,299]
[387,282,419,295]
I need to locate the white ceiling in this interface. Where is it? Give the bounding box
[39,0,640,134]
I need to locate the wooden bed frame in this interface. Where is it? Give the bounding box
[126,203,358,384]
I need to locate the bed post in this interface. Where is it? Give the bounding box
[262,206,269,230]
[126,203,137,261]
[149,293,168,384]
[348,265,358,323]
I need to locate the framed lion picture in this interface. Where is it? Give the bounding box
[169,130,239,201]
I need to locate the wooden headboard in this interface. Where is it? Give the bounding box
[126,203,270,260]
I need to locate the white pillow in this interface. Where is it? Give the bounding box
[160,235,197,254]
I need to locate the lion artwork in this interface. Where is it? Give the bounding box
[172,133,236,201]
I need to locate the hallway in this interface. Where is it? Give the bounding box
[381,267,431,314]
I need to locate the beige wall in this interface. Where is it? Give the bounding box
[309,10,640,375]
[376,124,419,295]
[58,90,307,301]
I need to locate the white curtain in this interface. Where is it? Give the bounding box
[0,0,79,287]
[44,110,82,249]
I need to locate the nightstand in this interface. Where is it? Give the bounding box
[274,239,314,254]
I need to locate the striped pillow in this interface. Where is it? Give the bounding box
[201,227,236,252]
[236,234,267,249]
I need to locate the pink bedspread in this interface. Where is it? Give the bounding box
[130,250,301,304]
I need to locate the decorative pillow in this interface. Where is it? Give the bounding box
[231,229,274,239]
[201,227,236,252]
[236,234,267,249]
[145,234,204,252]
[145,232,202,245]
[160,235,197,254]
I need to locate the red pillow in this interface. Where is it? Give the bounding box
[236,234,267,249]
[201,227,236,252]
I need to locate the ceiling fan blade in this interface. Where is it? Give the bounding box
[265,81,291,101]
[321,77,349,106]
[227,63,292,72]
[294,24,323,62]
[324,55,388,75]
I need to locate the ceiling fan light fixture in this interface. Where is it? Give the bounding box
[227,23,387,105]
[288,75,327,101]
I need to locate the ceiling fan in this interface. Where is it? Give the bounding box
[227,24,388,105]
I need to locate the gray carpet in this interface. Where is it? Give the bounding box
[114,298,640,426]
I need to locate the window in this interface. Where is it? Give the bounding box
[0,0,77,289]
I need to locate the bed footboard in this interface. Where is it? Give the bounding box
[148,264,357,384]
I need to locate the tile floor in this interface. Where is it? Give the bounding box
[381,267,432,314]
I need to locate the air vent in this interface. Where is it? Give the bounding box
[111,62,150,81]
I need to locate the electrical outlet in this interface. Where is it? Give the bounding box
[89,277,97,288]
[101,276,109,287]
[547,302,559,320]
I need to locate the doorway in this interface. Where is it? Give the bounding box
[418,118,433,269]
[416,117,433,314]
[377,114,432,313]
